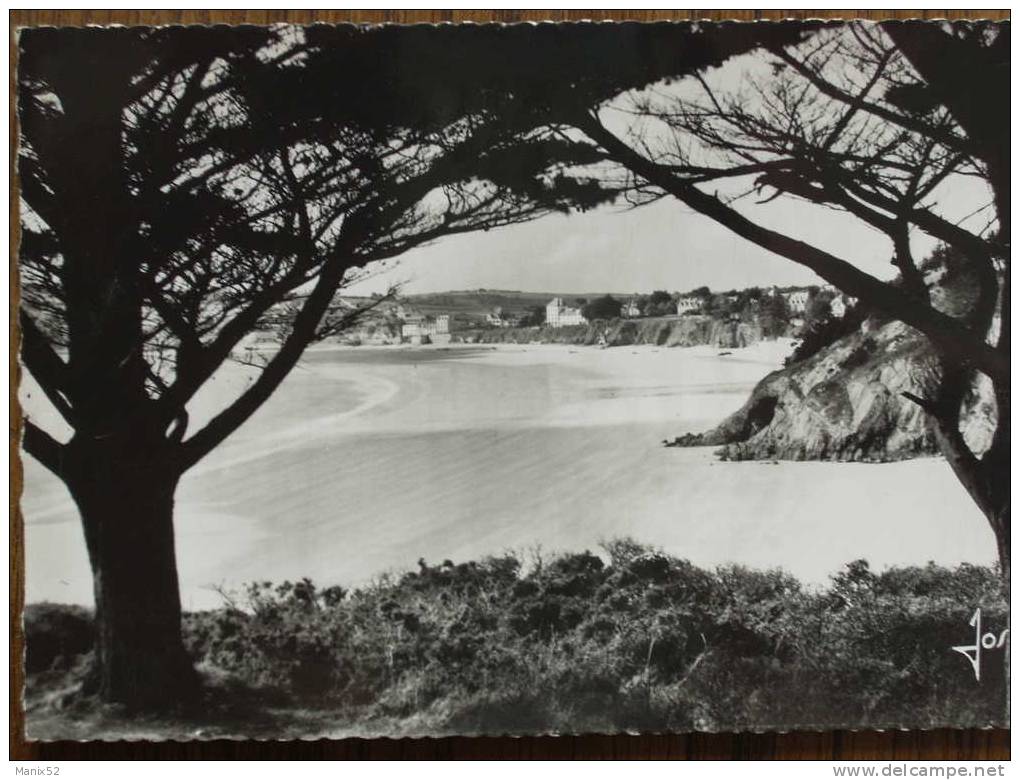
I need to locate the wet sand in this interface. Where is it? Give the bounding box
[20,341,995,610]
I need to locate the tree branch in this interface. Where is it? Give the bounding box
[576,112,1008,384]
[19,309,77,427]
[772,47,976,159]
[21,419,67,479]
[174,243,352,472]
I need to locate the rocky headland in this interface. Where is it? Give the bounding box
[666,317,995,463]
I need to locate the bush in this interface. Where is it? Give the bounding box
[581,295,622,321]
[785,306,867,366]
[23,602,94,673]
[27,543,1008,734]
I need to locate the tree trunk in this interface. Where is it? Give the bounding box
[992,504,1010,589]
[930,422,1010,589]
[68,442,197,709]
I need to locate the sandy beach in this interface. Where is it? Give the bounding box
[20,340,995,610]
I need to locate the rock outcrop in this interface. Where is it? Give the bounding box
[454,315,786,349]
[667,318,994,463]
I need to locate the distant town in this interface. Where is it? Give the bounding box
[249,284,858,349]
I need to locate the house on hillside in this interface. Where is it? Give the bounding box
[423,314,450,335]
[401,312,451,344]
[829,295,857,319]
[546,297,586,327]
[783,290,810,313]
[676,294,707,315]
[486,307,518,328]
[621,299,642,318]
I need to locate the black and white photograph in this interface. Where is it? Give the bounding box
[15,18,1010,741]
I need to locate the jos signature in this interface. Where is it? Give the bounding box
[952,608,1009,682]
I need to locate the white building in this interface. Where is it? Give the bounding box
[432,314,450,334]
[829,295,856,319]
[621,299,642,318]
[486,307,513,327]
[783,290,810,313]
[546,297,586,327]
[676,295,707,315]
[401,313,451,343]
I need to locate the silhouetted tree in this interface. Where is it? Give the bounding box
[16,21,813,707]
[16,25,616,708]
[556,21,1010,577]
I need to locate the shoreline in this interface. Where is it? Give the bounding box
[302,334,797,355]
[22,337,994,611]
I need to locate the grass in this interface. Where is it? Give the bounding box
[23,540,1009,740]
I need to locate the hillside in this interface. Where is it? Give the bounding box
[664,247,999,463]
[403,290,628,318]
[324,290,633,343]
[667,317,995,462]
[454,314,792,348]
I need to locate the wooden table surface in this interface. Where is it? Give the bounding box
[9,8,1010,761]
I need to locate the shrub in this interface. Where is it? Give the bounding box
[785,307,867,366]
[23,602,93,673]
[27,543,1008,734]
[581,295,622,321]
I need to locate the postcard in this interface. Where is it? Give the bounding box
[16,19,1009,740]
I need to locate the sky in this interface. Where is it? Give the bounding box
[344,37,994,298]
[345,173,990,297]
[348,197,870,296]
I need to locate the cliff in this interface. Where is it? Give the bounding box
[454,315,788,349]
[667,318,995,462]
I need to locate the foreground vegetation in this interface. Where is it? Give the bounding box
[25,541,1008,739]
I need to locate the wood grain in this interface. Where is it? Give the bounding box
[9,8,1011,761]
